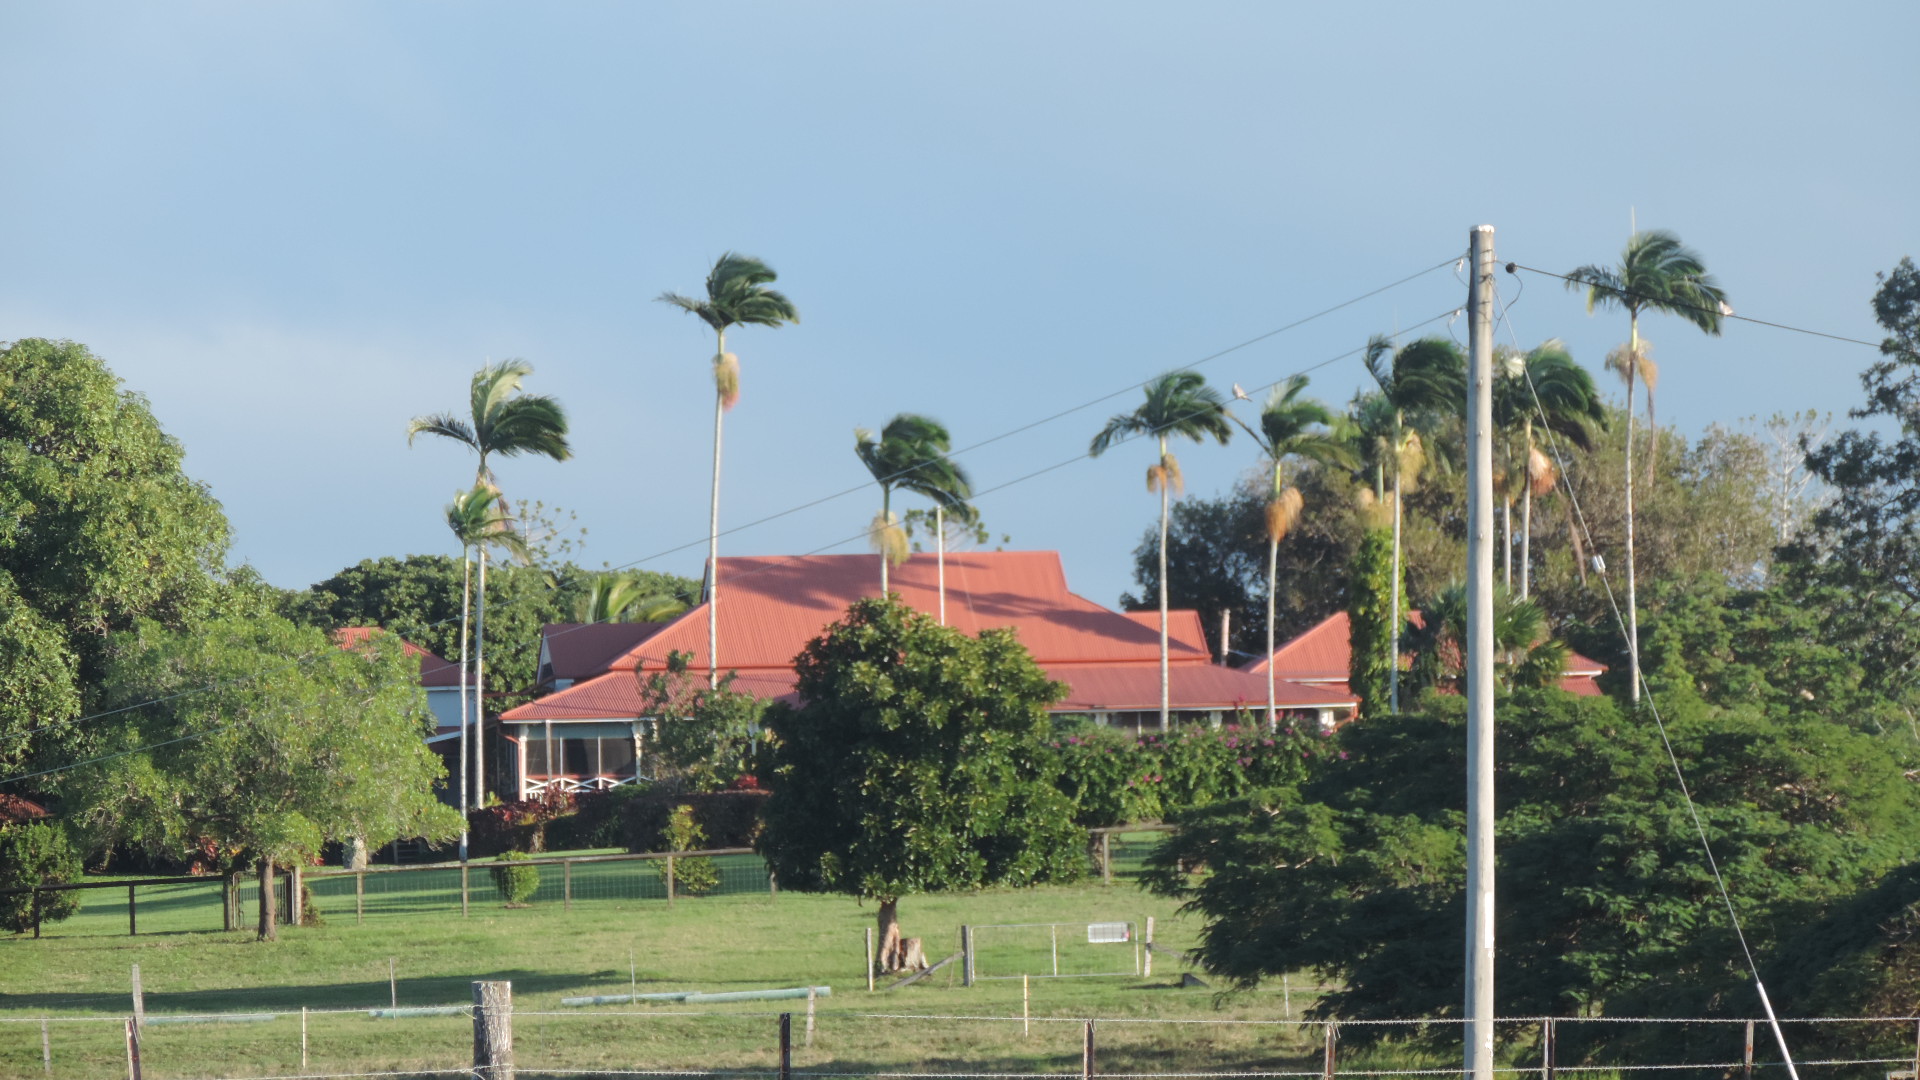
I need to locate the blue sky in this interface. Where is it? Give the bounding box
[1,2,1912,608]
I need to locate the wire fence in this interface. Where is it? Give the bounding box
[7,999,1920,1080]
[25,829,1172,941]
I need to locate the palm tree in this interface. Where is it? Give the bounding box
[1090,372,1234,730]
[1491,341,1605,598]
[855,414,973,603]
[1404,583,1571,695]
[410,360,571,806]
[445,484,528,823]
[1566,230,1726,703]
[1362,336,1466,713]
[1228,376,1355,728]
[572,574,689,624]
[659,253,800,688]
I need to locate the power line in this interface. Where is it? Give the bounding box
[1507,261,1885,350]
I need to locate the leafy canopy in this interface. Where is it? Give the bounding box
[757,597,1085,903]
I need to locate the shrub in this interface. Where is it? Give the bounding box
[470,793,573,855]
[0,822,83,936]
[1049,728,1161,827]
[619,789,767,853]
[489,851,540,905]
[655,805,718,895]
[1049,720,1331,826]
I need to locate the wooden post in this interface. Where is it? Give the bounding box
[564,860,573,911]
[127,885,136,936]
[1082,1019,1095,1080]
[1542,1018,1554,1080]
[1023,974,1030,1037]
[961,925,974,987]
[130,964,144,1031]
[805,987,816,1048]
[778,1012,792,1080]
[1322,1021,1337,1080]
[631,945,638,1001]
[461,865,470,918]
[41,1018,50,1074]
[301,1006,308,1072]
[1283,973,1292,1019]
[471,980,514,1080]
[290,864,303,926]
[769,864,778,898]
[666,855,676,905]
[224,871,239,932]
[864,922,879,991]
[389,958,397,1008]
[1100,831,1112,885]
[356,872,365,925]
[125,1018,142,1080]
[1911,1019,1919,1080]
[1143,917,1154,977]
[1743,1020,1755,1080]
[1051,924,1059,977]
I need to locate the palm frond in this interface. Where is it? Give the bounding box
[485,394,573,462]
[408,414,476,450]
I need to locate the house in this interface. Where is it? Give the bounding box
[500,551,1358,799]
[333,627,468,801]
[1244,610,1609,712]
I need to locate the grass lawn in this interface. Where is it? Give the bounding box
[0,837,1411,1080]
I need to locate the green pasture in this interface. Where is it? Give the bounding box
[0,833,1381,1079]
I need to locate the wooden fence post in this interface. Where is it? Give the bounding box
[127,885,136,936]
[1082,1019,1095,1080]
[461,864,470,918]
[864,928,875,992]
[1742,1020,1755,1080]
[1542,1018,1554,1080]
[805,987,816,1048]
[40,1017,50,1074]
[1100,830,1112,885]
[778,1012,792,1080]
[961,925,974,987]
[769,864,778,898]
[124,1018,142,1080]
[666,855,676,905]
[472,980,514,1080]
[389,958,397,1009]
[356,872,365,924]
[563,860,572,912]
[130,964,144,1032]
[1322,1021,1337,1080]
[1143,917,1154,977]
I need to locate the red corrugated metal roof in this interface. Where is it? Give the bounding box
[1119,608,1210,656]
[540,622,670,684]
[1245,610,1610,696]
[611,551,1214,676]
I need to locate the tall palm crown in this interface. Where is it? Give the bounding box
[1565,229,1725,705]
[408,360,573,480]
[1360,335,1465,714]
[1231,375,1354,727]
[1491,341,1604,596]
[444,482,527,554]
[657,252,800,409]
[1088,371,1234,479]
[658,252,800,688]
[1090,371,1233,730]
[856,414,972,589]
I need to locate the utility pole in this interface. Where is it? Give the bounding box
[1464,224,1497,1080]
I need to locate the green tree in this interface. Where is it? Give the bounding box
[854,413,973,599]
[1143,689,1919,1061]
[758,597,1084,972]
[1566,230,1728,703]
[71,615,464,940]
[444,485,530,818]
[1345,528,1398,717]
[659,253,800,689]
[0,338,230,773]
[571,573,691,624]
[636,650,769,793]
[1090,372,1234,730]
[409,361,571,806]
[1228,376,1355,726]
[1402,583,1570,695]
[1362,336,1466,713]
[0,821,84,936]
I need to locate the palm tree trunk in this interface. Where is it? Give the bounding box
[1387,457,1403,715]
[1158,439,1171,732]
[879,489,891,596]
[1624,316,1641,705]
[1520,484,1533,600]
[936,505,947,626]
[458,548,472,842]
[1502,498,1513,589]
[475,545,488,806]
[707,328,727,690]
[1266,534,1279,730]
